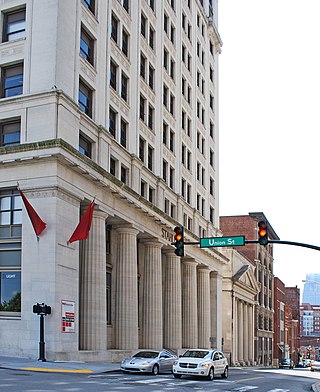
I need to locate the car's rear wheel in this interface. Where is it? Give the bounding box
[221,366,228,378]
[207,367,214,381]
[151,364,159,375]
[173,374,182,378]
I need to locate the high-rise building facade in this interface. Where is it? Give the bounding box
[0,0,225,360]
[303,274,320,305]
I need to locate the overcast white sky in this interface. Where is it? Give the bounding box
[218,0,320,297]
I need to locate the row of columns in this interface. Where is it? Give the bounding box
[79,214,222,352]
[233,298,254,365]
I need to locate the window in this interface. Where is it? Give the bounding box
[140,53,146,79]
[110,60,118,90]
[148,64,154,90]
[2,64,23,98]
[82,0,95,14]
[148,186,154,203]
[147,145,153,171]
[148,104,154,130]
[163,47,169,70]
[0,120,20,147]
[122,29,129,57]
[122,0,129,13]
[121,72,128,101]
[120,118,127,148]
[78,80,92,117]
[0,189,22,313]
[141,13,147,37]
[3,9,26,42]
[169,129,174,152]
[149,26,155,49]
[120,165,127,184]
[169,166,174,189]
[80,28,94,65]
[139,137,145,161]
[139,95,146,121]
[111,14,118,43]
[110,157,116,176]
[162,159,167,181]
[141,180,146,197]
[79,134,92,158]
[109,108,117,137]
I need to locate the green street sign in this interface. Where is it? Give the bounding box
[200,236,245,248]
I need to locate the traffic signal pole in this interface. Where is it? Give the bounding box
[245,239,320,252]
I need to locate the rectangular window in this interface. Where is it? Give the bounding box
[141,13,147,37]
[2,64,23,98]
[162,159,167,181]
[79,134,92,158]
[80,28,94,65]
[110,157,116,176]
[169,129,174,152]
[148,104,154,130]
[139,95,146,121]
[139,137,145,161]
[120,165,127,184]
[163,85,168,108]
[148,187,154,203]
[110,60,118,90]
[169,166,174,189]
[0,120,20,147]
[147,145,153,171]
[149,26,155,49]
[122,0,129,13]
[78,80,92,117]
[121,72,128,102]
[140,53,146,79]
[109,108,117,137]
[122,29,129,57]
[141,181,146,197]
[3,9,26,42]
[111,14,118,43]
[148,64,154,89]
[120,118,127,148]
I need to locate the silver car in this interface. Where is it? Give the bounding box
[121,350,178,375]
[172,349,229,380]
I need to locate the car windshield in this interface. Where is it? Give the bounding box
[133,351,159,359]
[182,350,210,359]
[282,359,290,363]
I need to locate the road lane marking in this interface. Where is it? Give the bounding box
[22,367,93,373]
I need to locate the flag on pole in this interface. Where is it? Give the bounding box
[19,190,47,236]
[68,200,95,243]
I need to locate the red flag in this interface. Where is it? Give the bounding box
[68,200,94,243]
[19,190,47,236]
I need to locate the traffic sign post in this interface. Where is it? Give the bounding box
[200,236,245,248]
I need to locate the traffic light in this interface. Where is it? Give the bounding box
[258,220,268,246]
[174,226,184,257]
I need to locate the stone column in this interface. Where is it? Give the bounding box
[197,267,211,348]
[114,226,139,349]
[141,240,163,348]
[233,296,238,364]
[248,304,254,364]
[237,300,243,363]
[243,302,249,363]
[79,209,107,351]
[182,259,198,348]
[210,272,222,350]
[163,250,182,351]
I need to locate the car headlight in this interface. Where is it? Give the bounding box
[198,362,210,368]
[173,360,178,365]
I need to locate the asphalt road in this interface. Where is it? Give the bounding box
[1,366,319,392]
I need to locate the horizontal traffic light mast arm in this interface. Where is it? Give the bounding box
[245,239,320,252]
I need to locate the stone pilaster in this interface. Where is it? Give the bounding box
[243,302,249,363]
[79,209,107,351]
[197,266,211,348]
[210,271,222,350]
[182,259,198,348]
[141,240,163,348]
[163,250,182,351]
[248,304,254,364]
[237,299,243,363]
[114,226,139,350]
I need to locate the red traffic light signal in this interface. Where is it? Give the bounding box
[174,226,184,257]
[258,221,268,246]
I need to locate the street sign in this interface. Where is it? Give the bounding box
[200,236,245,248]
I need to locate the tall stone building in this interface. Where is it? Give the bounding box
[220,212,279,366]
[0,0,226,361]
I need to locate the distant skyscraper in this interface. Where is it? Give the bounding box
[302,274,320,304]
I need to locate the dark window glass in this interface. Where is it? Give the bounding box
[147,145,153,171]
[139,137,145,161]
[122,29,129,57]
[79,134,92,158]
[110,61,117,90]
[2,65,23,98]
[121,73,128,101]
[110,158,116,176]
[120,166,127,183]
[0,271,21,312]
[139,95,145,121]
[148,65,154,89]
[122,0,129,13]
[120,118,127,148]
[111,14,118,43]
[140,54,146,79]
[80,29,94,65]
[4,9,25,42]
[141,14,146,37]
[109,109,116,137]
[0,121,20,147]
[78,80,92,117]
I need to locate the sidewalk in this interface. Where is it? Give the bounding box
[0,355,121,374]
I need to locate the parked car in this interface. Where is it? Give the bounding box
[279,358,294,369]
[310,360,320,372]
[120,350,178,375]
[172,349,228,380]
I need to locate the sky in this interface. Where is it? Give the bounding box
[218,0,320,297]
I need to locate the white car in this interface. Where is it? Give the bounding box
[172,349,229,380]
[310,360,320,372]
